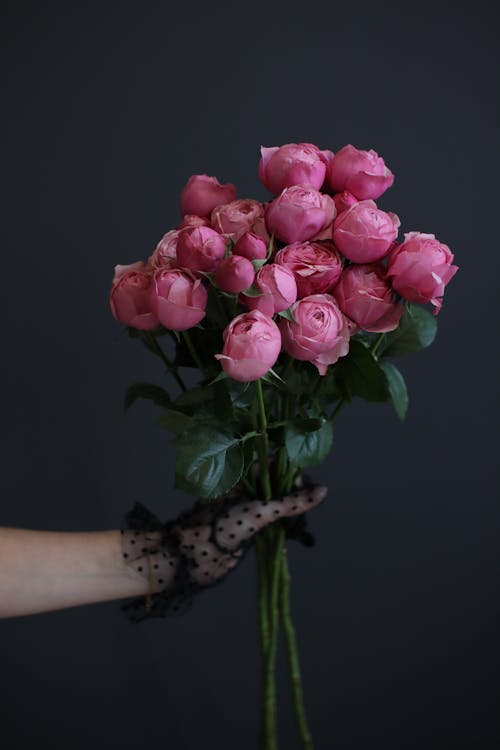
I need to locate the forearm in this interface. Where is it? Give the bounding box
[0,527,160,618]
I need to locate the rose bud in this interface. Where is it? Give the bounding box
[211,199,266,243]
[240,264,297,317]
[149,268,207,331]
[258,143,327,194]
[110,263,159,330]
[176,225,227,273]
[178,214,211,229]
[333,200,399,263]
[275,241,343,298]
[215,254,255,294]
[233,231,268,261]
[214,309,282,382]
[327,144,394,200]
[147,230,180,270]
[334,264,403,333]
[386,231,458,313]
[179,174,236,218]
[279,294,350,375]
[333,190,358,214]
[265,185,336,244]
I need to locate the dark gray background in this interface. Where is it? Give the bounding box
[2,1,499,748]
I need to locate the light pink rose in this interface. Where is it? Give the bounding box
[265,185,336,244]
[258,143,327,194]
[179,174,236,218]
[275,241,343,298]
[386,232,458,313]
[215,255,255,294]
[110,264,159,330]
[149,268,207,331]
[178,214,211,229]
[334,264,403,333]
[333,190,358,214]
[279,294,350,375]
[327,144,394,200]
[333,200,399,263]
[233,231,268,261]
[214,309,282,382]
[239,264,297,316]
[147,230,180,270]
[211,199,266,243]
[176,225,227,273]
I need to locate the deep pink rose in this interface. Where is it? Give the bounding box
[149,268,207,330]
[387,232,458,312]
[233,231,268,261]
[176,225,226,273]
[265,185,336,244]
[333,200,399,263]
[178,214,211,229]
[334,264,403,333]
[333,190,358,214]
[211,199,265,243]
[148,230,180,270]
[240,264,297,316]
[214,309,282,382]
[279,294,350,375]
[110,264,159,330]
[274,241,343,298]
[215,255,255,294]
[258,143,327,194]
[327,144,394,200]
[179,174,236,218]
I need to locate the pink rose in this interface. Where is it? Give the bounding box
[211,199,265,243]
[233,231,268,261]
[214,309,282,382]
[258,143,327,194]
[176,225,226,273]
[279,294,350,375]
[387,232,458,312]
[215,255,255,294]
[179,174,236,218]
[334,264,403,333]
[240,263,297,316]
[149,269,207,331]
[110,264,159,330]
[274,241,343,298]
[333,190,358,214]
[327,144,394,200]
[148,230,180,270]
[178,214,211,229]
[333,200,399,263]
[265,185,336,244]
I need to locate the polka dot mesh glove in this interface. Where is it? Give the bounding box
[120,476,327,622]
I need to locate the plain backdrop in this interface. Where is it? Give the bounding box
[2,1,499,748]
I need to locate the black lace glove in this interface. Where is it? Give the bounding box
[120,476,327,622]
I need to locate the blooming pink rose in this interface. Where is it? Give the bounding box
[179,174,236,218]
[178,214,211,229]
[387,232,458,312]
[258,143,327,194]
[275,241,343,298]
[233,231,268,261]
[147,230,180,270]
[214,309,282,382]
[333,190,358,214]
[176,225,226,273]
[280,294,350,375]
[215,254,255,294]
[265,185,336,244]
[327,144,394,200]
[333,200,399,263]
[211,199,266,243]
[149,269,207,330]
[240,263,297,316]
[334,264,403,333]
[110,264,159,330]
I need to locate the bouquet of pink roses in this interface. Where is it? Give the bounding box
[110,142,458,749]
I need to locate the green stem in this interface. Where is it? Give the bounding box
[144,332,186,392]
[280,551,314,750]
[262,526,284,750]
[371,332,386,358]
[182,329,205,373]
[255,378,272,501]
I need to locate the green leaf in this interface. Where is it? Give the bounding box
[380,361,409,421]
[157,408,193,434]
[226,380,255,409]
[173,425,244,499]
[381,303,437,356]
[285,419,333,468]
[241,283,265,298]
[174,384,215,410]
[124,383,171,412]
[334,339,389,402]
[277,307,297,323]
